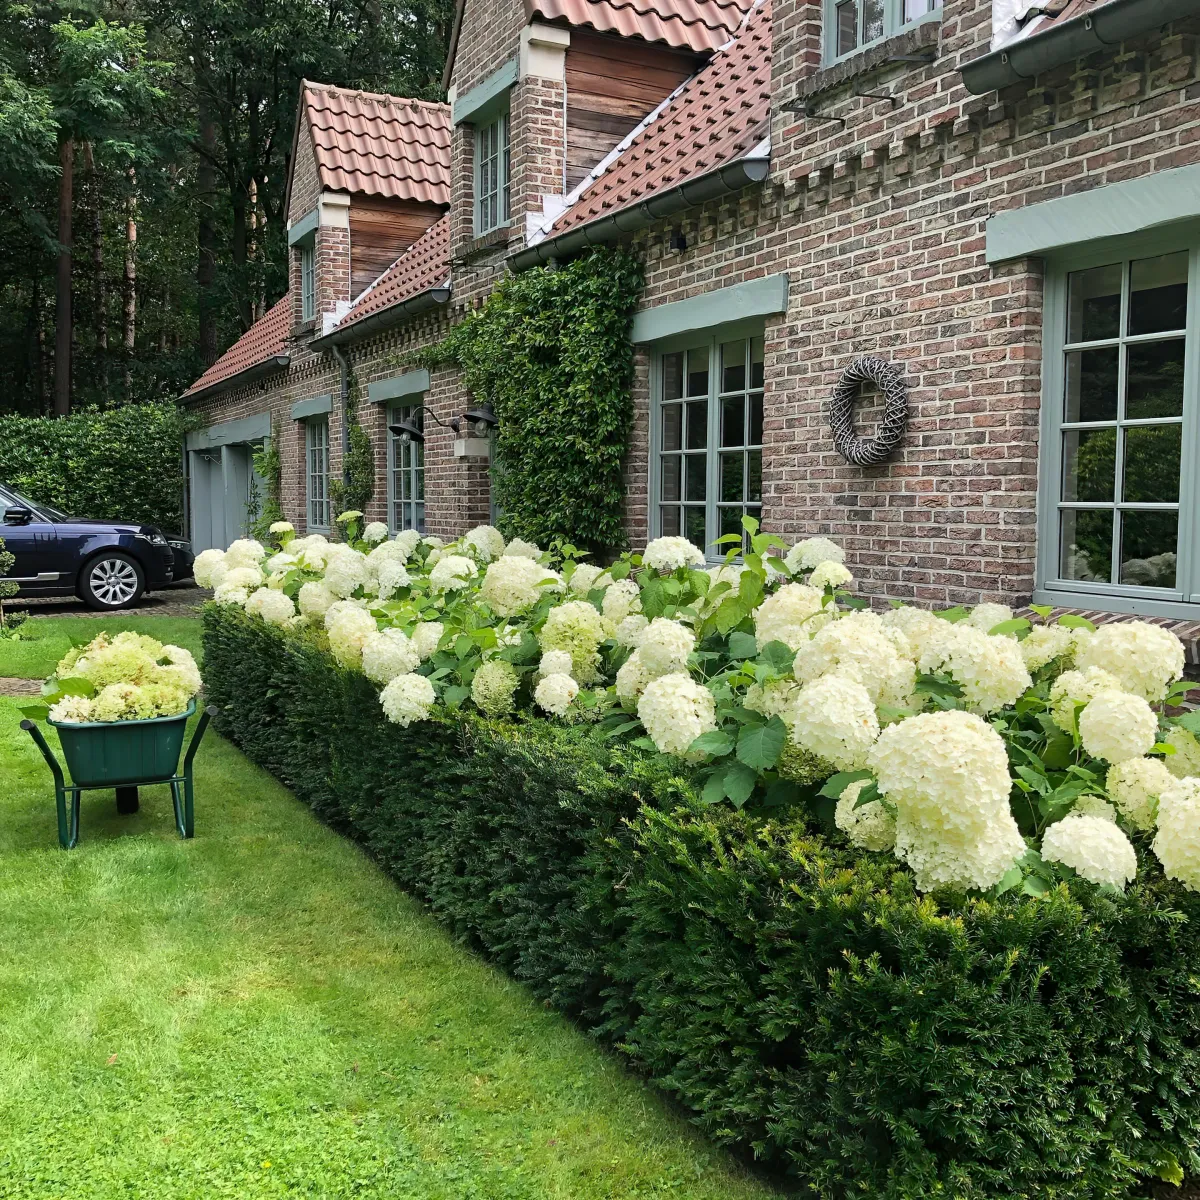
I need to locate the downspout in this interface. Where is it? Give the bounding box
[331,342,350,486]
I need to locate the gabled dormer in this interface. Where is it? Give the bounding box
[285,83,451,334]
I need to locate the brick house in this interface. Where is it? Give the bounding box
[183,0,1200,629]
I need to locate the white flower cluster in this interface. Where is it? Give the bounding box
[326,601,378,668]
[362,628,420,684]
[1078,690,1157,764]
[463,524,506,563]
[379,673,435,727]
[245,587,296,626]
[1041,812,1138,889]
[1153,777,1200,891]
[539,600,609,683]
[471,659,519,716]
[1074,621,1184,702]
[793,611,914,710]
[785,675,879,771]
[429,554,478,593]
[835,779,896,852]
[754,584,828,651]
[1106,757,1174,831]
[784,537,844,574]
[479,555,561,616]
[637,673,716,755]
[534,672,579,716]
[643,536,707,573]
[916,621,1031,715]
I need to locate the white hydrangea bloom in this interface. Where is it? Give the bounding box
[297,580,336,618]
[245,587,296,626]
[601,579,642,623]
[213,582,249,606]
[743,678,798,721]
[538,649,575,678]
[363,522,389,544]
[336,510,363,524]
[1164,725,1200,779]
[221,565,264,592]
[836,779,896,852]
[784,675,879,771]
[1049,666,1123,731]
[539,600,610,682]
[637,618,695,675]
[325,603,379,668]
[379,672,436,727]
[463,524,506,563]
[916,621,1031,715]
[269,521,294,536]
[264,551,297,577]
[1078,691,1157,763]
[1073,620,1185,703]
[785,537,845,574]
[429,554,478,592]
[614,614,649,648]
[809,561,854,591]
[503,538,542,559]
[362,628,421,684]
[472,659,520,716]
[879,606,944,660]
[1020,624,1076,671]
[224,538,266,568]
[894,809,1027,893]
[637,673,717,755]
[293,537,330,571]
[479,555,561,616]
[410,621,445,661]
[707,563,745,592]
[534,672,579,716]
[155,645,202,696]
[323,545,369,598]
[1152,776,1200,890]
[49,694,96,723]
[962,603,1015,634]
[643,536,706,572]
[753,583,829,650]
[1074,794,1117,822]
[793,611,915,710]
[1106,757,1175,831]
[615,650,652,702]
[377,560,412,600]
[569,563,610,594]
[1042,812,1138,889]
[193,548,227,589]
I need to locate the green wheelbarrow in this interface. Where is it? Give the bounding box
[21,701,218,849]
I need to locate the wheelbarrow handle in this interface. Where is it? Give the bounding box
[183,704,218,771]
[20,719,66,790]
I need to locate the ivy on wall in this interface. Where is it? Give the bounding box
[420,248,643,555]
[330,364,374,530]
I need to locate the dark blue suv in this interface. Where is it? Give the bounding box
[0,484,194,610]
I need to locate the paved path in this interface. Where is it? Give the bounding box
[0,678,39,697]
[19,584,209,619]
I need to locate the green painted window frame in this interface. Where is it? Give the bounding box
[822,0,940,63]
[474,111,511,237]
[299,240,316,322]
[387,404,425,534]
[1035,224,1200,620]
[649,320,766,559]
[306,416,331,531]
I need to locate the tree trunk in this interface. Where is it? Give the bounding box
[248,176,261,323]
[54,135,74,417]
[231,180,250,332]
[197,71,219,367]
[123,166,137,401]
[83,142,107,395]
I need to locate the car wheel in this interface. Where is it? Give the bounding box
[79,552,144,610]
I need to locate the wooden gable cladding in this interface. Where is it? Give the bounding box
[564,31,700,192]
[349,196,447,299]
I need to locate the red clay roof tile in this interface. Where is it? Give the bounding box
[302,82,451,205]
[182,297,291,399]
[527,0,755,53]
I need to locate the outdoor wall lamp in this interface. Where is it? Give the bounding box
[463,403,498,436]
[388,404,460,445]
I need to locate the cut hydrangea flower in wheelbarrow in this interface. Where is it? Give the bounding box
[18,631,216,848]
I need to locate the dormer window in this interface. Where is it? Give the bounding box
[300,242,316,322]
[828,0,939,60]
[476,112,510,235]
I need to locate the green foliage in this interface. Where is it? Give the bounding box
[419,249,643,555]
[0,402,185,530]
[203,603,1200,1199]
[329,376,373,530]
[249,425,284,540]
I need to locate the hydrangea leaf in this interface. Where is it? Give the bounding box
[1057,614,1096,631]
[701,770,728,807]
[723,761,758,808]
[756,641,795,674]
[988,618,1031,637]
[735,717,785,770]
[818,770,872,799]
[690,731,734,758]
[727,631,757,660]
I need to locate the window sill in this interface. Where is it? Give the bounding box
[1033,584,1200,624]
[790,19,940,108]
[291,317,318,339]
[454,224,514,263]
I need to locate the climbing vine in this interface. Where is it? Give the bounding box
[330,365,374,529]
[250,422,284,540]
[418,247,643,555]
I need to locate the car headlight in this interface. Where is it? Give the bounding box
[136,532,169,547]
[169,540,190,551]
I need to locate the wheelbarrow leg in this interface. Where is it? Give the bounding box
[175,705,214,841]
[21,720,78,850]
[115,786,139,815]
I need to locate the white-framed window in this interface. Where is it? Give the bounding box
[825,0,939,61]
[300,242,316,322]
[306,416,330,530]
[1036,232,1199,619]
[475,113,510,236]
[651,328,764,556]
[388,405,425,533]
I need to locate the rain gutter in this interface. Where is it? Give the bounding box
[179,355,291,405]
[309,285,453,351]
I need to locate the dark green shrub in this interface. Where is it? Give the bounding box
[0,402,186,530]
[203,605,1200,1198]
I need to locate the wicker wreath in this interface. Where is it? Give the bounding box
[827,356,909,466]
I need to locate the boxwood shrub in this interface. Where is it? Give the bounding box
[203,604,1200,1198]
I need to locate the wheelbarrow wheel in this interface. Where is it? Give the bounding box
[115,786,139,814]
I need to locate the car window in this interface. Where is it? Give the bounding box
[0,485,66,522]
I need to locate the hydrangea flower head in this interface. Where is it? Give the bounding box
[1074,620,1184,702]
[379,673,436,727]
[916,622,1031,715]
[362,628,421,684]
[49,695,96,723]
[463,525,506,563]
[224,538,266,568]
[1152,776,1200,891]
[569,563,610,594]
[1042,812,1138,889]
[1020,624,1075,671]
[540,600,610,682]
[1078,690,1157,763]
[534,672,579,716]
[637,672,716,755]
[538,649,575,678]
[637,618,695,675]
[503,538,542,559]
[480,555,561,616]
[1106,757,1174,830]
[836,779,896,852]
[600,578,641,623]
[298,580,336,618]
[245,587,296,626]
[784,536,845,574]
[793,610,914,709]
[325,603,379,668]
[472,659,520,716]
[363,522,389,544]
[785,674,879,771]
[809,561,853,591]
[643,537,705,573]
[411,621,445,661]
[963,603,1015,634]
[193,548,227,589]
[1049,666,1123,731]
[429,554,478,592]
[754,583,828,650]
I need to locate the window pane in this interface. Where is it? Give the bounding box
[862,0,883,42]
[903,0,932,19]
[684,506,707,548]
[1067,264,1121,343]
[686,400,708,449]
[1129,252,1188,336]
[721,340,746,394]
[661,456,681,501]
[1126,339,1186,419]
[750,337,764,390]
[686,346,709,397]
[748,393,763,445]
[720,452,744,502]
[661,403,683,451]
[1123,424,1181,503]
[747,450,762,502]
[1060,509,1113,583]
[660,506,681,536]
[719,505,743,541]
[662,353,684,401]
[1120,511,1178,588]
[1062,429,1115,502]
[1064,346,1118,422]
[836,0,857,54]
[685,455,707,501]
[721,396,745,447]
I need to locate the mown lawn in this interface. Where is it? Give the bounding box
[1,615,203,680]
[0,619,781,1199]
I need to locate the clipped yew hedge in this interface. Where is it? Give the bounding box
[203,604,1200,1199]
